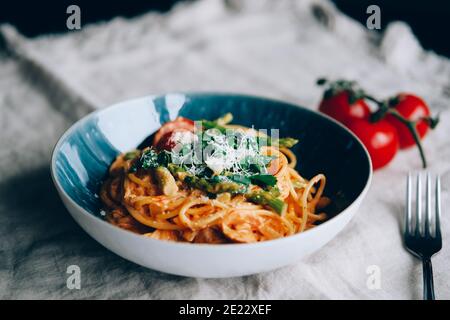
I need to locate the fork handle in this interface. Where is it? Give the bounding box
[422,258,435,300]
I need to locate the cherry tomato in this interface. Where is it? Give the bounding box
[346,119,399,170]
[319,91,371,124]
[155,129,195,151]
[152,117,195,147]
[385,94,430,149]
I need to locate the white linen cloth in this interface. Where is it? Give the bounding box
[0,0,449,299]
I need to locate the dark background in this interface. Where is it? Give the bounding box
[1,0,449,57]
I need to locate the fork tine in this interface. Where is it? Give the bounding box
[416,173,422,236]
[435,175,441,238]
[406,173,412,235]
[425,173,432,236]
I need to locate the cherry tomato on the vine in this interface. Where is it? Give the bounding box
[385,94,430,149]
[319,91,371,124]
[155,129,196,151]
[346,119,399,170]
[152,117,195,147]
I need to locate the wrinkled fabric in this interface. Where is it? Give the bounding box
[0,0,449,299]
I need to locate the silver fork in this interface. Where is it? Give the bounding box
[404,173,442,300]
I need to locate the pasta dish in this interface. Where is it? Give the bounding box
[100,113,329,243]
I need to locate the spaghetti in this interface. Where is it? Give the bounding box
[100,114,329,243]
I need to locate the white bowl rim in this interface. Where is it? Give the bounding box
[50,92,373,251]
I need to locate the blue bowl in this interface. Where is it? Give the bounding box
[51,93,372,277]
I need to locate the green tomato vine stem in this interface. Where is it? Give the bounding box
[385,109,427,168]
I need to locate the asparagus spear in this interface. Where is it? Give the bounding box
[215,113,233,125]
[184,175,247,195]
[154,166,179,196]
[201,120,227,133]
[275,137,299,148]
[167,163,246,194]
[246,190,286,215]
[166,161,286,214]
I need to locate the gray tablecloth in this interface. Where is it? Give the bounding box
[1,0,449,299]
